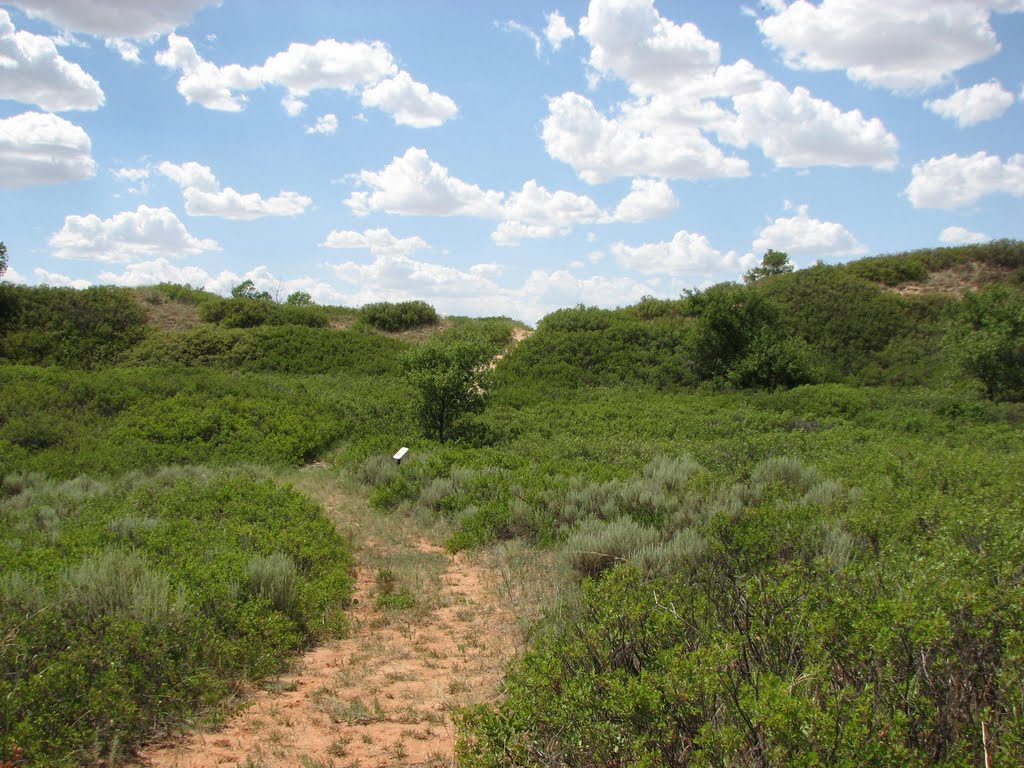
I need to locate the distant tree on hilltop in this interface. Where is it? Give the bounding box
[744,250,794,283]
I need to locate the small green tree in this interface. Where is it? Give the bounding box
[230,279,272,301]
[0,241,7,278]
[947,286,1024,400]
[744,249,794,284]
[402,340,492,443]
[285,290,313,306]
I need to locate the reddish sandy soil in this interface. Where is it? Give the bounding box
[139,537,519,768]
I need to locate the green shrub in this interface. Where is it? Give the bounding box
[0,284,148,367]
[361,300,439,331]
[0,471,353,765]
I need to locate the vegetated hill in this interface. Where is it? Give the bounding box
[1,247,1022,766]
[496,240,1024,392]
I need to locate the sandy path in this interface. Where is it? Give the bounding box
[139,499,520,768]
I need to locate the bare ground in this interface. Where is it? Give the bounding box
[138,476,552,768]
[888,261,1013,297]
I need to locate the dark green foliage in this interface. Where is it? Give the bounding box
[361,300,439,331]
[456,437,1024,766]
[0,470,353,766]
[438,316,520,351]
[495,304,687,390]
[683,283,818,388]
[199,297,328,328]
[0,366,408,478]
[0,284,148,367]
[285,290,314,306]
[758,264,919,380]
[947,286,1024,400]
[124,324,406,375]
[402,340,492,443]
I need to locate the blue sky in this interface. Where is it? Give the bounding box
[1,0,1022,323]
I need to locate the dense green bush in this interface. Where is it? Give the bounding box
[495,305,687,390]
[361,300,439,331]
[0,470,353,766]
[199,297,329,328]
[758,264,920,380]
[682,283,818,388]
[0,366,410,478]
[456,443,1024,766]
[124,324,407,375]
[0,284,148,367]
[946,286,1024,401]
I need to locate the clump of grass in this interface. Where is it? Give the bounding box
[641,454,703,493]
[358,455,400,487]
[61,548,184,626]
[563,518,661,578]
[247,553,298,613]
[750,456,821,492]
[632,528,708,578]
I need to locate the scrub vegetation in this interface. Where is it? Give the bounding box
[1,241,1023,766]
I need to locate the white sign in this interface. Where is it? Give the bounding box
[393,447,409,463]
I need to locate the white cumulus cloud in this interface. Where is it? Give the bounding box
[360,71,458,128]
[49,205,220,262]
[731,82,899,169]
[7,0,220,38]
[346,147,504,218]
[33,267,90,288]
[907,152,1024,208]
[97,259,236,294]
[925,81,1015,127]
[155,34,456,126]
[0,9,105,111]
[321,228,430,256]
[612,230,751,277]
[155,34,263,112]
[543,91,750,183]
[757,0,1023,91]
[0,111,96,188]
[542,1,898,181]
[579,0,721,95]
[753,204,867,256]
[544,11,575,50]
[939,225,990,244]
[306,113,339,135]
[611,178,678,222]
[494,180,604,245]
[157,160,312,219]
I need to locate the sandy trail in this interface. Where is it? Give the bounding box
[140,495,520,768]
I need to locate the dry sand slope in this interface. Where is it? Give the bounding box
[139,484,524,768]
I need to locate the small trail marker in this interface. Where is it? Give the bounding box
[393,447,409,465]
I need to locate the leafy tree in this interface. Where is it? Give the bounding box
[683,283,816,388]
[230,279,272,302]
[0,241,7,277]
[744,249,794,283]
[947,286,1024,400]
[402,340,491,443]
[285,290,313,306]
